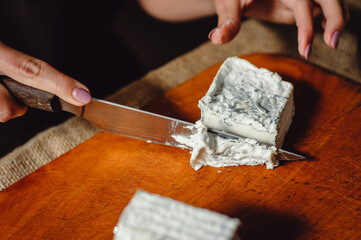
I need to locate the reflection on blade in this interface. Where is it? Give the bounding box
[82,99,196,148]
[277,149,306,160]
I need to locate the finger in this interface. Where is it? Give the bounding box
[0,84,27,122]
[312,4,322,18]
[288,0,314,59]
[0,42,91,106]
[244,0,296,24]
[322,18,326,29]
[315,0,346,49]
[209,0,244,45]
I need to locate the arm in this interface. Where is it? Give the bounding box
[137,0,216,22]
[138,0,349,59]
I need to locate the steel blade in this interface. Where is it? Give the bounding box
[277,149,306,160]
[82,98,195,148]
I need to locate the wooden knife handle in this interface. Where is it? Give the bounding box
[0,75,61,112]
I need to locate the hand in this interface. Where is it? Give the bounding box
[0,42,91,122]
[208,0,349,59]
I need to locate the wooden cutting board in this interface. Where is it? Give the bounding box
[1,54,360,240]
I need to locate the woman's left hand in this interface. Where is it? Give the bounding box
[209,0,349,59]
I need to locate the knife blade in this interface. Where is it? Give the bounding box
[1,76,305,160]
[61,98,195,149]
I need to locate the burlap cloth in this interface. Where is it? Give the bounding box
[1,0,360,191]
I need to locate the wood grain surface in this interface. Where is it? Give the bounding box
[1,54,360,240]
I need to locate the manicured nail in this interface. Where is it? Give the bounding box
[72,88,91,104]
[208,28,217,40]
[331,31,340,49]
[305,42,312,60]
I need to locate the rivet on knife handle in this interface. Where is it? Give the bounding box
[0,76,61,112]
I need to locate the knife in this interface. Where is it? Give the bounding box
[1,76,305,161]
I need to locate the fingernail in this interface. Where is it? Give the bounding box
[72,88,91,104]
[331,31,340,49]
[305,42,312,60]
[208,28,217,40]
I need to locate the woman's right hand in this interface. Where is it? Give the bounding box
[0,42,91,122]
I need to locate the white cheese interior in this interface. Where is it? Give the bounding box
[114,190,241,240]
[199,57,294,148]
[173,121,278,170]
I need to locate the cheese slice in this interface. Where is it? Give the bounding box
[199,57,295,148]
[114,190,241,240]
[173,121,278,170]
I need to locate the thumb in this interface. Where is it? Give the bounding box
[209,0,251,44]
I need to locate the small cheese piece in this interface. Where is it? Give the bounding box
[199,57,295,148]
[173,121,278,170]
[114,190,241,240]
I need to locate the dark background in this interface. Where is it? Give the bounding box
[0,0,216,157]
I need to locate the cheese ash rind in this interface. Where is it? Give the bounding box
[199,57,295,148]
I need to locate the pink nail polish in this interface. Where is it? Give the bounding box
[72,88,91,104]
[208,28,217,40]
[331,31,340,49]
[305,43,312,60]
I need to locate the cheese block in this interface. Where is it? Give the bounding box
[113,190,241,240]
[173,121,278,170]
[199,57,295,148]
